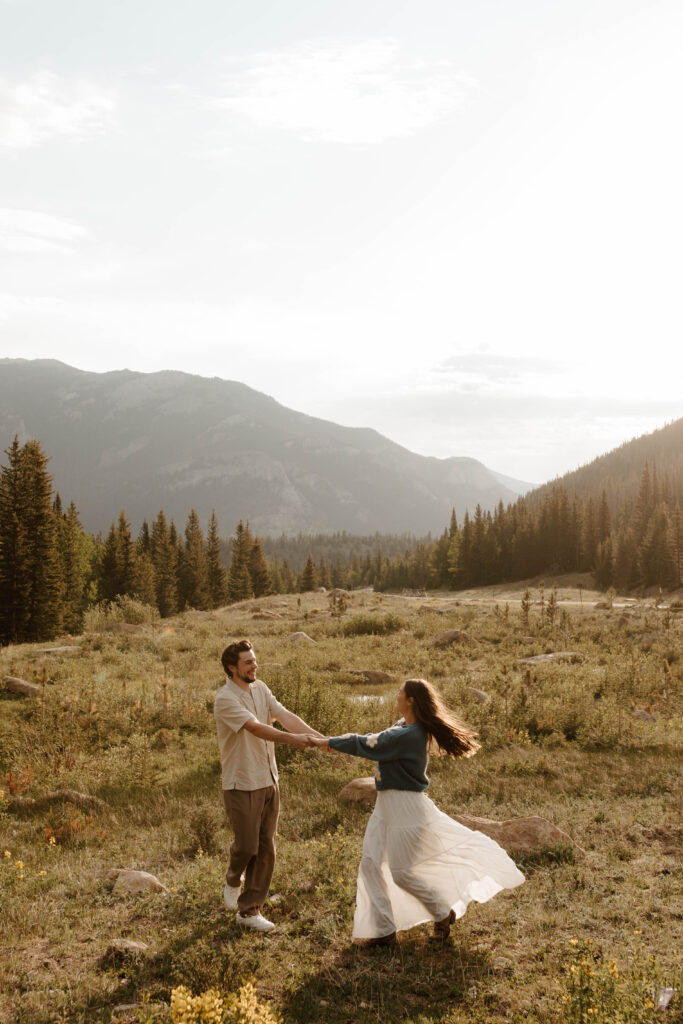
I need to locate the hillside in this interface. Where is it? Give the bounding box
[0,359,528,536]
[526,417,683,511]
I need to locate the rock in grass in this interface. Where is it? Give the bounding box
[339,777,377,805]
[632,708,657,722]
[452,812,582,856]
[287,631,316,644]
[108,869,169,894]
[518,652,586,666]
[108,939,149,955]
[34,646,82,655]
[349,669,397,685]
[2,675,40,697]
[429,630,479,648]
[8,789,109,814]
[339,779,582,854]
[466,687,491,704]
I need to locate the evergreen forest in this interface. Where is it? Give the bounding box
[1,426,682,644]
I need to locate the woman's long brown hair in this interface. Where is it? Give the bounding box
[404,679,480,758]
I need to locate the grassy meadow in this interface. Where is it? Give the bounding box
[1,581,682,1024]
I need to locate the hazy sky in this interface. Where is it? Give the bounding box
[1,0,681,485]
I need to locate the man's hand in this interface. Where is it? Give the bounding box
[307,736,331,751]
[289,732,310,749]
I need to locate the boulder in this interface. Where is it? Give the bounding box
[519,652,586,666]
[108,939,149,955]
[632,709,657,722]
[429,630,479,648]
[466,687,491,704]
[349,669,397,685]
[339,777,377,805]
[338,780,582,854]
[35,646,82,655]
[287,632,316,644]
[2,675,40,697]
[452,812,582,855]
[8,789,110,814]
[108,869,169,894]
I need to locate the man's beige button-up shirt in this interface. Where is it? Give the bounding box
[214,677,288,791]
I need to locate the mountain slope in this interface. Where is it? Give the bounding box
[526,418,683,510]
[0,359,525,535]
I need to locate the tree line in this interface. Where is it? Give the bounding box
[366,461,683,593]
[1,436,681,644]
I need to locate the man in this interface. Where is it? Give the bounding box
[214,639,322,933]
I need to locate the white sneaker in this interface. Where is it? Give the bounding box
[236,912,275,933]
[223,883,241,910]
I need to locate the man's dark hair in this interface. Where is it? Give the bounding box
[222,639,253,678]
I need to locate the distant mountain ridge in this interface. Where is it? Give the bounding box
[525,418,683,511]
[0,359,531,536]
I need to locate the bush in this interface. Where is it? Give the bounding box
[562,940,680,1023]
[342,614,405,637]
[84,595,160,631]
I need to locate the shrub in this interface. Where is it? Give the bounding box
[84,595,160,631]
[342,614,405,637]
[562,939,680,1023]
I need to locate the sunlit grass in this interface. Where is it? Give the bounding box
[0,585,681,1022]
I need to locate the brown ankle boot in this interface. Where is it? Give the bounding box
[356,931,397,948]
[431,909,455,941]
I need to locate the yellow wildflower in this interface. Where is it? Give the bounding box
[14,860,24,870]
[3,850,10,858]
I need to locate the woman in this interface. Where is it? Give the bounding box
[310,679,524,945]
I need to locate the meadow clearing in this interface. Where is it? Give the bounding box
[0,580,681,1024]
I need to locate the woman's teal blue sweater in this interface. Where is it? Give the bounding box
[328,720,429,791]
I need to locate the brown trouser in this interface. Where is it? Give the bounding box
[222,785,280,915]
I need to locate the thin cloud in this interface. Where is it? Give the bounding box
[0,208,90,255]
[212,38,477,144]
[432,352,563,386]
[0,71,115,149]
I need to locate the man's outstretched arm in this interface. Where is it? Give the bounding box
[272,708,325,739]
[242,719,312,747]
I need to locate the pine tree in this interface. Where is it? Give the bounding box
[0,437,28,641]
[206,510,228,608]
[300,552,317,592]
[249,537,272,598]
[228,521,254,602]
[0,438,62,642]
[151,511,178,616]
[179,509,210,610]
[638,505,675,588]
[279,558,298,594]
[55,500,93,633]
[596,490,611,546]
[99,512,138,601]
[316,555,331,590]
[634,462,653,543]
[133,550,157,605]
[137,519,151,557]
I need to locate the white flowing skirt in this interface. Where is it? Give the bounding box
[353,789,525,939]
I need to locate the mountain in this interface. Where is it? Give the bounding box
[525,418,683,511]
[0,359,529,536]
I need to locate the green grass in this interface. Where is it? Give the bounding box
[1,584,682,1023]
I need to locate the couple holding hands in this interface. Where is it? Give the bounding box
[214,640,524,941]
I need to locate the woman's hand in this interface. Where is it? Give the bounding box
[306,735,331,750]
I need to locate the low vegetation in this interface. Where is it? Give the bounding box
[1,582,682,1023]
